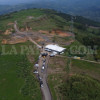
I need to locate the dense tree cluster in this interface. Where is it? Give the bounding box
[59,74,100,100]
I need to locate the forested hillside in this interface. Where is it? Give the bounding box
[0,0,100,21]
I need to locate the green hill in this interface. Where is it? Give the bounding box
[0,42,41,100]
[0,9,100,32]
[0,9,100,60]
[0,9,100,100]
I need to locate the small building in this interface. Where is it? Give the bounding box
[45,44,66,54]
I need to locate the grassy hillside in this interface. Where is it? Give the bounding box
[0,9,100,31]
[0,9,100,100]
[47,56,100,100]
[0,9,99,65]
[0,55,41,100]
[0,8,100,60]
[0,42,41,100]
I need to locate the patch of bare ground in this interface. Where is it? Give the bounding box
[39,29,74,37]
[48,57,67,75]
[47,56,68,100]
[3,28,13,35]
[1,36,28,44]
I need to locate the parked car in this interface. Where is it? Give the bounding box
[35,64,39,67]
[60,52,64,54]
[43,62,45,66]
[40,81,43,87]
[40,81,43,88]
[41,84,43,88]
[49,54,55,57]
[42,66,45,70]
[39,77,42,80]
[45,48,51,52]
[52,51,57,55]
[38,76,42,81]
[47,49,52,52]
[43,59,46,62]
[33,71,38,74]
[41,53,48,57]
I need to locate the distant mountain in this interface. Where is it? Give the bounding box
[0,0,100,22]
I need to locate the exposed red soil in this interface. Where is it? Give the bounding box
[39,29,74,37]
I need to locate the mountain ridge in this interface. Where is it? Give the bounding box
[0,0,100,22]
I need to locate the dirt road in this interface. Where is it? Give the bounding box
[37,46,52,100]
[14,21,52,100]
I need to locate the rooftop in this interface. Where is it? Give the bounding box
[45,44,66,52]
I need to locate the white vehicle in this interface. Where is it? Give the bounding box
[47,49,52,52]
[35,64,39,67]
[45,48,48,51]
[45,48,49,51]
[49,54,55,57]
[50,51,58,57]
[41,84,43,88]
[33,71,38,74]
[52,51,57,55]
[40,81,43,88]
[39,77,42,80]
[45,48,52,52]
[60,52,64,54]
[42,66,45,70]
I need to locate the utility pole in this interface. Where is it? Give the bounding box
[70,14,76,39]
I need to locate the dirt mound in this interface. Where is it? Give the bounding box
[51,29,74,37]
[39,30,49,34]
[3,29,13,35]
[2,36,28,44]
[20,27,32,32]
[1,39,8,44]
[39,29,74,37]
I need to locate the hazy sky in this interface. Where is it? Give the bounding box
[0,0,58,5]
[0,0,41,5]
[1,0,99,5]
